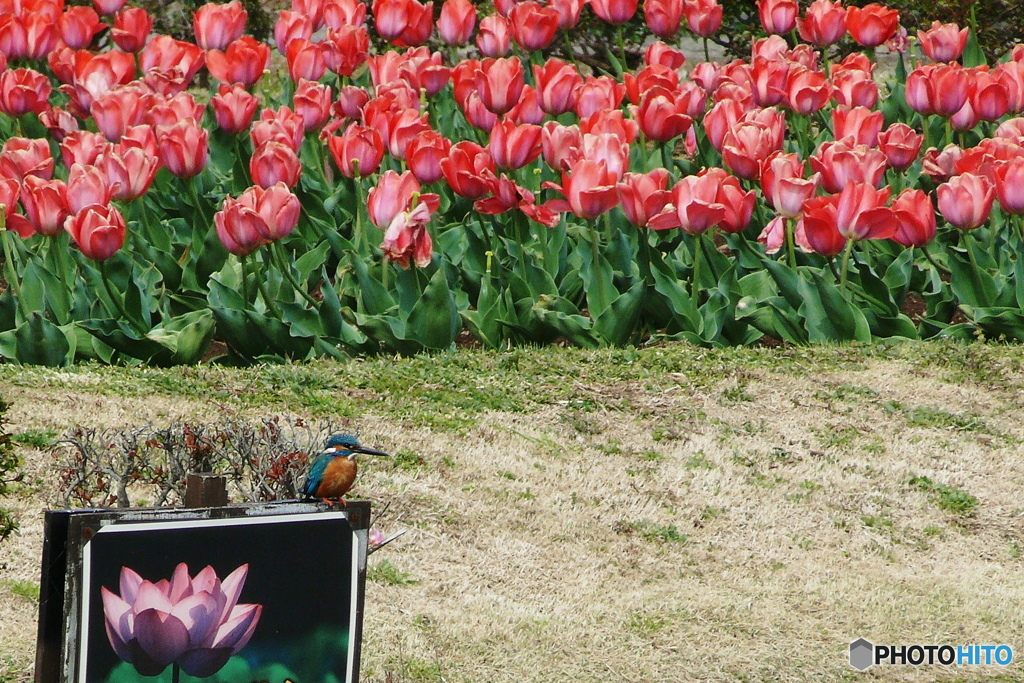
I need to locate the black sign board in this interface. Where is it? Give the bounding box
[35,502,370,683]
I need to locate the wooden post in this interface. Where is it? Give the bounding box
[184,473,228,508]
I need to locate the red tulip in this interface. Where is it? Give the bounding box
[949,98,980,133]
[382,201,434,269]
[437,0,476,45]
[327,123,384,179]
[291,79,330,133]
[643,0,682,39]
[580,109,639,143]
[654,171,724,234]
[21,176,70,237]
[541,121,582,172]
[251,107,305,152]
[286,38,326,82]
[111,8,152,53]
[574,75,626,118]
[757,0,797,35]
[834,182,896,241]
[139,35,205,84]
[703,99,747,152]
[60,6,103,49]
[644,41,685,69]
[543,159,619,220]
[215,197,271,257]
[38,107,80,142]
[703,167,755,234]
[94,0,128,16]
[509,1,559,51]
[683,0,722,38]
[800,195,845,256]
[91,86,151,142]
[937,173,994,230]
[616,168,671,228]
[549,0,585,29]
[878,123,923,172]
[206,36,271,87]
[322,25,369,77]
[995,118,1024,145]
[845,3,899,48]
[386,108,432,159]
[749,56,790,108]
[488,119,542,171]
[96,147,160,201]
[0,137,53,182]
[760,152,821,219]
[917,21,968,63]
[194,1,247,50]
[624,64,678,105]
[721,120,782,180]
[891,188,936,247]
[367,170,439,229]
[157,118,209,179]
[65,203,126,261]
[785,66,832,115]
[476,14,510,57]
[0,68,51,119]
[632,87,693,143]
[996,62,1024,115]
[970,71,1010,123]
[373,0,430,44]
[591,0,638,25]
[405,131,452,185]
[507,85,544,125]
[533,58,582,116]
[211,83,260,135]
[324,0,367,28]
[994,158,1024,215]
[67,164,113,214]
[831,67,878,109]
[21,13,60,60]
[147,92,206,129]
[70,50,137,113]
[292,0,327,30]
[60,130,107,168]
[249,141,301,189]
[238,182,301,240]
[476,57,525,116]
[809,140,887,193]
[796,0,845,46]
[441,141,496,200]
[275,11,313,53]
[832,105,884,148]
[397,47,450,96]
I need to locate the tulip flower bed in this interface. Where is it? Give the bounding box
[0,0,1023,365]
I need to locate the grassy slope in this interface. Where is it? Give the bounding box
[1,340,1024,682]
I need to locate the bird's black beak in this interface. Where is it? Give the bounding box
[355,445,389,457]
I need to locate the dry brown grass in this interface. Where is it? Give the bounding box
[2,343,1024,682]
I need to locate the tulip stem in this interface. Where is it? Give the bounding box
[703,38,710,63]
[99,259,147,336]
[240,253,253,304]
[784,217,797,268]
[838,237,855,291]
[919,244,949,276]
[352,176,368,256]
[691,234,703,296]
[616,25,628,72]
[1,219,20,295]
[273,241,319,307]
[253,255,283,318]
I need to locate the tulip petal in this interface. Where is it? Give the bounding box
[134,608,191,667]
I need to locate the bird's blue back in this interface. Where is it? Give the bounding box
[301,434,360,497]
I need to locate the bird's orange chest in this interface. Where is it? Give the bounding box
[317,455,358,498]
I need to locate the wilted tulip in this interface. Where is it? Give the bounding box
[101,564,261,677]
[382,201,434,269]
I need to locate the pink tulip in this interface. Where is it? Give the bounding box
[65,203,126,260]
[937,173,995,230]
[543,159,619,220]
[891,188,936,247]
[193,1,248,50]
[111,8,153,53]
[211,83,260,135]
[21,176,70,237]
[157,119,209,179]
[437,0,476,45]
[917,21,968,63]
[616,168,672,228]
[250,141,301,189]
[382,201,434,269]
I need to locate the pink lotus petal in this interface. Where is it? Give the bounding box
[190,565,219,595]
[168,563,193,602]
[218,563,248,615]
[134,608,190,667]
[213,604,262,654]
[119,567,144,605]
[169,592,220,648]
[134,581,174,614]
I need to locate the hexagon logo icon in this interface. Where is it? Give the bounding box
[850,638,874,671]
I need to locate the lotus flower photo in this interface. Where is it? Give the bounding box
[100,563,262,679]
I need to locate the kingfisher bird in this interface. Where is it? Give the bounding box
[301,434,389,504]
